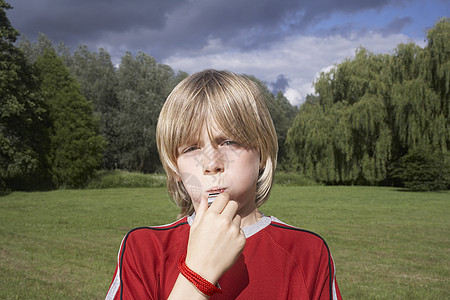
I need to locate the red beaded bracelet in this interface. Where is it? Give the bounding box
[178,251,223,296]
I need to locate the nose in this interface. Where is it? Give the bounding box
[202,145,224,175]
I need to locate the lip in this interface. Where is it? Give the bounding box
[206,187,227,206]
[206,187,227,194]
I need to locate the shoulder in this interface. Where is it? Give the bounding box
[263,217,342,300]
[265,217,331,259]
[121,218,190,253]
[269,217,328,243]
[126,217,189,234]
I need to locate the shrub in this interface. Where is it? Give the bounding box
[87,170,320,189]
[391,146,450,191]
[273,171,320,186]
[86,170,166,189]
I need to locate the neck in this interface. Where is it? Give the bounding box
[238,208,263,229]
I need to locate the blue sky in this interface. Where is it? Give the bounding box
[6,0,449,105]
[311,1,444,37]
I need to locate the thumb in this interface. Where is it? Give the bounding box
[193,195,208,226]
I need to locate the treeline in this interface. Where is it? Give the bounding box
[286,18,450,190]
[0,1,297,191]
[1,0,448,192]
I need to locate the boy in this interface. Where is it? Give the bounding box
[106,69,342,299]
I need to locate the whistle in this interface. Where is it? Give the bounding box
[207,192,220,206]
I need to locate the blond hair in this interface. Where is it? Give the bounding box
[156,69,278,217]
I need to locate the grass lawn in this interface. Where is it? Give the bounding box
[0,186,449,299]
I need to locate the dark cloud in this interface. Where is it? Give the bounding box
[151,0,413,57]
[7,0,186,50]
[314,22,368,39]
[6,0,414,60]
[270,74,290,94]
[382,17,413,35]
[314,15,414,40]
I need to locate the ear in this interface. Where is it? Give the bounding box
[259,154,265,170]
[174,170,182,182]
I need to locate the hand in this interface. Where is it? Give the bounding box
[185,193,246,284]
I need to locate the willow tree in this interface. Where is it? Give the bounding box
[287,18,449,186]
[389,39,448,158]
[424,18,450,117]
[287,49,392,184]
[422,18,449,152]
[287,101,337,181]
[388,18,450,190]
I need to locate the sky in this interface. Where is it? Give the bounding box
[6,0,449,106]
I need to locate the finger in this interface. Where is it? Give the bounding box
[232,213,242,228]
[193,195,208,225]
[221,200,239,219]
[208,192,230,213]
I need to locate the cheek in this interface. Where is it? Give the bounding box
[177,155,201,177]
[176,158,203,200]
[180,173,203,202]
[234,151,260,181]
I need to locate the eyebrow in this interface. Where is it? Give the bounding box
[212,134,229,144]
[178,133,232,149]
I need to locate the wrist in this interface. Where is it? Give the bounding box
[184,254,220,284]
[178,251,223,296]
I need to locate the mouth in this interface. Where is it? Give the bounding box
[206,187,227,205]
[206,187,227,194]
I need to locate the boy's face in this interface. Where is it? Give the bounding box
[176,122,260,216]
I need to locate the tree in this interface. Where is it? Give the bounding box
[246,76,298,169]
[424,18,450,119]
[17,32,54,64]
[286,19,449,187]
[288,49,392,184]
[35,49,106,187]
[63,45,120,169]
[0,0,50,191]
[389,40,447,157]
[391,146,450,191]
[115,52,175,173]
[286,100,336,181]
[18,37,123,170]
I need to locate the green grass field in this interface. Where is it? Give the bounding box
[1,186,449,299]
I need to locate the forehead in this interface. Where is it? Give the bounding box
[170,75,258,152]
[179,118,234,146]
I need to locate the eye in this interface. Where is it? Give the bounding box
[221,140,238,147]
[181,145,200,154]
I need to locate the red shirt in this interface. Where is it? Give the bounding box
[106,216,342,299]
